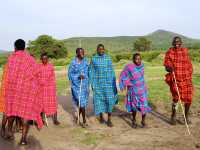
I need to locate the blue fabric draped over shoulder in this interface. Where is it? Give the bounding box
[68,57,89,108]
[89,54,118,115]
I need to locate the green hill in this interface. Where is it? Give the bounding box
[63,29,200,52]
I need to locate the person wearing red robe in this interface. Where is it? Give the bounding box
[164,36,193,125]
[5,39,43,145]
[38,53,60,125]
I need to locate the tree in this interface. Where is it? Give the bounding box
[134,37,152,51]
[27,35,67,58]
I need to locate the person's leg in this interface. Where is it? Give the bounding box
[141,113,146,128]
[1,113,7,138]
[107,112,113,127]
[20,119,30,145]
[15,117,23,132]
[171,101,177,125]
[132,111,137,128]
[81,107,88,128]
[41,112,47,126]
[99,113,105,124]
[52,112,60,125]
[6,116,15,140]
[185,103,191,124]
[81,107,86,124]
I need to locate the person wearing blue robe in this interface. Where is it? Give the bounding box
[68,48,89,127]
[89,44,118,127]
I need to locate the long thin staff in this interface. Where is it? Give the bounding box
[172,71,191,135]
[77,72,83,124]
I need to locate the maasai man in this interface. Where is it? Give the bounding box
[68,48,89,128]
[0,64,8,137]
[164,36,193,125]
[39,53,60,125]
[119,53,151,128]
[5,39,42,145]
[89,44,118,127]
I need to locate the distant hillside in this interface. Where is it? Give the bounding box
[146,29,200,50]
[63,30,200,52]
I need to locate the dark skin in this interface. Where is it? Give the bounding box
[96,46,113,127]
[131,55,146,128]
[97,46,105,56]
[77,49,85,80]
[166,38,191,125]
[0,113,8,138]
[75,49,88,127]
[41,55,60,126]
[165,37,181,72]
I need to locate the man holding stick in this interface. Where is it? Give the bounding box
[164,36,193,125]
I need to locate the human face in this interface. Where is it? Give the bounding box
[42,55,48,65]
[134,55,141,66]
[77,49,84,59]
[174,38,182,48]
[97,46,105,56]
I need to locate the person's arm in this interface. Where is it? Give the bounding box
[165,66,174,72]
[88,58,94,90]
[164,50,174,73]
[68,62,73,81]
[108,56,118,95]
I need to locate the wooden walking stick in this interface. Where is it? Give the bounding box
[77,72,83,124]
[172,72,200,149]
[172,71,191,135]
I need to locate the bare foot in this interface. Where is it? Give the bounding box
[0,127,6,138]
[107,120,114,127]
[20,138,28,145]
[132,121,137,129]
[53,120,60,126]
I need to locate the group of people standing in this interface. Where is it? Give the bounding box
[0,36,194,146]
[0,39,60,145]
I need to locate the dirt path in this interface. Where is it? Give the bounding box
[0,96,200,150]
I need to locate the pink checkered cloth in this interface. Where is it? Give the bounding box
[5,51,43,128]
[38,63,57,116]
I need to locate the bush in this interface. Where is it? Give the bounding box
[140,51,161,62]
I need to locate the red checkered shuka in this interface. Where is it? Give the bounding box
[38,63,57,116]
[164,47,193,103]
[5,51,43,128]
[0,64,8,112]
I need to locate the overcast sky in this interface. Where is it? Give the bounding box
[0,0,200,50]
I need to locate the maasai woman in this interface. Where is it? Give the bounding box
[39,53,60,125]
[164,36,193,125]
[68,48,89,128]
[89,44,118,127]
[119,53,151,128]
